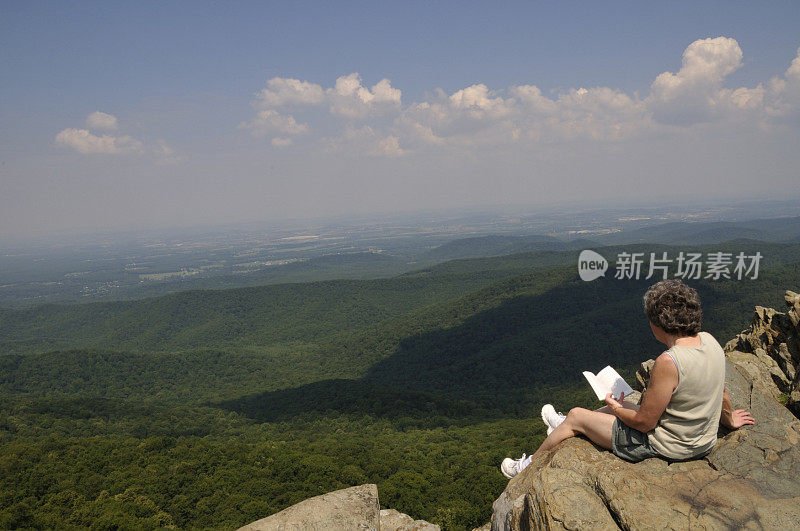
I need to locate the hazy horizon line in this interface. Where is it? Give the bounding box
[3,192,800,247]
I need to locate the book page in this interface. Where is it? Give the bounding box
[597,366,619,390]
[582,371,604,400]
[597,366,634,399]
[587,366,634,401]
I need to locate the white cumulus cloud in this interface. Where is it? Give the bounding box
[55,128,143,154]
[449,84,513,119]
[508,85,557,114]
[762,47,800,119]
[645,37,800,125]
[239,109,309,137]
[647,37,745,124]
[243,39,800,155]
[327,73,402,118]
[85,111,119,131]
[245,73,403,145]
[254,77,325,107]
[250,73,402,120]
[550,87,647,140]
[400,82,646,148]
[55,112,177,161]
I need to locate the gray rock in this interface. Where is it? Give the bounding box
[491,290,800,530]
[634,359,655,391]
[492,399,800,529]
[725,290,800,414]
[707,359,800,500]
[238,484,380,531]
[380,508,441,530]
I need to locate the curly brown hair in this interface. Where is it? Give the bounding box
[643,279,702,336]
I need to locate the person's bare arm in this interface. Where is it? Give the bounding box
[719,388,755,429]
[605,352,678,432]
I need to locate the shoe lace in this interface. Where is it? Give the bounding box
[513,453,527,472]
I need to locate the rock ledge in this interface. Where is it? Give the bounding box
[491,289,800,530]
[238,484,440,531]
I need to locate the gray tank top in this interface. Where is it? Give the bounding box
[647,331,725,459]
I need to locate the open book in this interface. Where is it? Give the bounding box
[583,366,634,401]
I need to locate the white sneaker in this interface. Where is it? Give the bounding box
[541,404,566,435]
[500,453,531,479]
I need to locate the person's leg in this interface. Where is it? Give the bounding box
[532,407,616,459]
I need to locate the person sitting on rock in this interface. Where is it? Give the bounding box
[501,279,755,479]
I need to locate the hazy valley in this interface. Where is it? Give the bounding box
[2,205,800,528]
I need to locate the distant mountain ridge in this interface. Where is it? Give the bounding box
[5,240,800,357]
[419,235,593,261]
[3,214,798,309]
[592,215,800,245]
[415,216,800,263]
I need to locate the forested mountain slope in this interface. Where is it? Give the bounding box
[0,270,530,355]
[1,242,799,529]
[4,240,797,356]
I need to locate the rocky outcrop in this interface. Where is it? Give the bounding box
[491,289,800,530]
[380,509,441,530]
[725,290,800,416]
[238,484,440,531]
[238,484,381,530]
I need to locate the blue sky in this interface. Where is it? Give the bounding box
[2,1,800,236]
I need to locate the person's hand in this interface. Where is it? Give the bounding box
[728,409,755,429]
[604,392,624,410]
